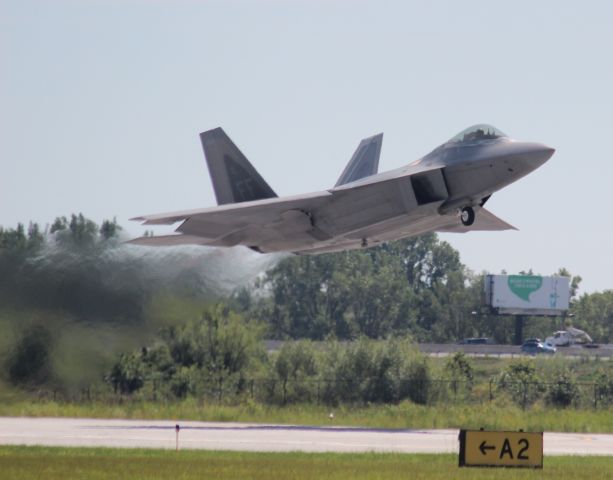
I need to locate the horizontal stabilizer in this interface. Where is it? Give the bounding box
[438,208,517,233]
[127,234,209,247]
[200,127,277,205]
[131,211,193,225]
[335,133,383,187]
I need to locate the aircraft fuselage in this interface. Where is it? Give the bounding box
[131,125,555,255]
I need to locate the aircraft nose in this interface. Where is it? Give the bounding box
[505,142,555,169]
[535,144,556,163]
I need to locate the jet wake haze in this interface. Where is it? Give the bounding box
[120,243,287,296]
[0,223,285,394]
[8,232,285,320]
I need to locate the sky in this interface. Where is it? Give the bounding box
[1,0,612,294]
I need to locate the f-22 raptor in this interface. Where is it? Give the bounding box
[130,124,554,254]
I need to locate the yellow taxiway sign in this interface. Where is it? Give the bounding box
[459,429,543,468]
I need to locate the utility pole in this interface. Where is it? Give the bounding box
[514,315,525,345]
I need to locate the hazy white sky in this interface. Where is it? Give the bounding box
[2,0,612,293]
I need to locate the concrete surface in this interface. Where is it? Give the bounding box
[1,417,612,455]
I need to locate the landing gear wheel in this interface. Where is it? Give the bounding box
[460,207,475,226]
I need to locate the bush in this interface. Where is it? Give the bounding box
[320,337,430,405]
[443,352,474,400]
[106,305,266,400]
[401,357,431,405]
[595,370,613,406]
[6,325,52,386]
[546,372,579,407]
[170,366,196,399]
[444,352,473,382]
[496,359,543,408]
[273,341,319,404]
[108,352,144,395]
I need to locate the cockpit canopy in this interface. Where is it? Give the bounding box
[447,124,507,145]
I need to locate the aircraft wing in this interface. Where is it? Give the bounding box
[129,191,333,249]
[436,208,517,233]
[125,233,212,246]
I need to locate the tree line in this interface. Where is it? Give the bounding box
[12,304,613,409]
[242,241,589,344]
[0,213,609,344]
[2,213,613,396]
[106,305,431,405]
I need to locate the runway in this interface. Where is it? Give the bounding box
[1,417,612,455]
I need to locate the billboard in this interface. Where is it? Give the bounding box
[484,275,570,316]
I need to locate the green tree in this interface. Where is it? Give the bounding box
[50,216,68,233]
[68,213,98,247]
[108,352,145,395]
[260,254,338,339]
[26,222,44,251]
[571,290,613,343]
[556,267,582,301]
[273,341,319,403]
[161,305,265,397]
[169,366,196,399]
[99,217,122,240]
[0,223,27,251]
[257,234,470,342]
[141,344,176,382]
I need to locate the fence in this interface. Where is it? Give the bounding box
[34,376,613,410]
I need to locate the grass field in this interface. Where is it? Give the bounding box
[3,398,613,433]
[1,446,612,480]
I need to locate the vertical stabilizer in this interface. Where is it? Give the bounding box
[334,133,383,187]
[200,128,277,205]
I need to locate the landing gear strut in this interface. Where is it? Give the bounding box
[460,206,475,226]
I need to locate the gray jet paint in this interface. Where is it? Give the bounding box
[130,125,554,254]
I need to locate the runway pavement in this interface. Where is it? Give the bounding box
[1,417,612,455]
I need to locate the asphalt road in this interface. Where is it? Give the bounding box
[1,417,612,455]
[264,341,613,358]
[418,343,613,358]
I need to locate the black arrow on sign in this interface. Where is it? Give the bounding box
[479,440,496,455]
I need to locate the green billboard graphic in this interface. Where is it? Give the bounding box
[507,275,543,302]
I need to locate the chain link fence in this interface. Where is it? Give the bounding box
[33,376,613,410]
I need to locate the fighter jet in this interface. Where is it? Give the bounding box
[130,124,554,254]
